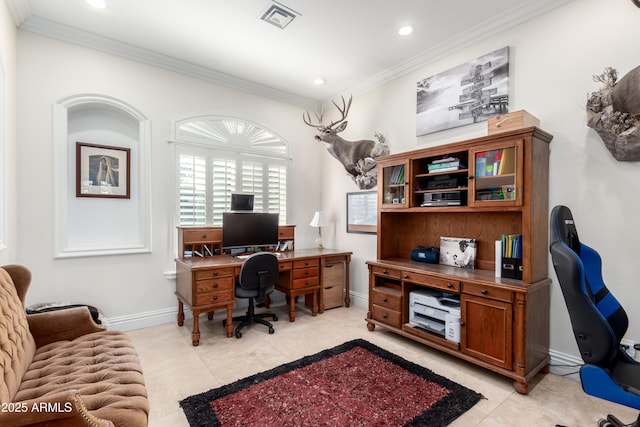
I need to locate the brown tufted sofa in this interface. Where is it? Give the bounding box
[0,265,149,427]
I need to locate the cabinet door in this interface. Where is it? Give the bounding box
[379,160,409,209]
[468,139,523,207]
[460,294,513,369]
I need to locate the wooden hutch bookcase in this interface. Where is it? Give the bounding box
[366,127,553,394]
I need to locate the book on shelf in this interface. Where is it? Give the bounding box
[501,234,522,259]
[476,148,515,177]
[387,165,405,185]
[428,158,465,173]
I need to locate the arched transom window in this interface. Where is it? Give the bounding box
[173,116,289,226]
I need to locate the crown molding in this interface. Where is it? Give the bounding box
[16,0,571,109]
[19,16,321,110]
[5,0,32,26]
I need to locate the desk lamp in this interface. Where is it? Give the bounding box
[309,211,328,249]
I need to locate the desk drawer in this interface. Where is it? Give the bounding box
[371,305,402,328]
[278,261,292,271]
[323,285,343,309]
[372,287,402,311]
[292,276,319,289]
[195,289,233,306]
[323,263,344,286]
[293,266,319,280]
[183,228,221,244]
[463,282,513,303]
[195,267,234,280]
[294,259,319,269]
[196,277,234,293]
[402,272,460,292]
[278,226,295,240]
[370,265,402,279]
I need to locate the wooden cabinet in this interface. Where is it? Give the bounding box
[366,127,552,394]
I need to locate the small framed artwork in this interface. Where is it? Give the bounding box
[346,191,377,234]
[76,142,131,198]
[439,237,477,269]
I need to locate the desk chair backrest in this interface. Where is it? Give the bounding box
[549,205,629,368]
[238,252,279,299]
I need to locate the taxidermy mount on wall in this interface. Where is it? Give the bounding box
[587,66,640,161]
[303,95,389,189]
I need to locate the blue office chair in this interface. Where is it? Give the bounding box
[550,205,640,427]
[227,252,279,338]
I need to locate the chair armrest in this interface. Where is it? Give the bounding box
[0,390,114,427]
[27,307,106,348]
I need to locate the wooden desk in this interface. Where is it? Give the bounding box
[175,249,352,346]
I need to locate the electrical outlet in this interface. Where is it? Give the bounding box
[621,339,636,359]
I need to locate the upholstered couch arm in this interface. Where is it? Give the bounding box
[27,307,106,348]
[0,390,113,427]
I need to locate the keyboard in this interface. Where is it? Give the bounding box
[237,252,281,260]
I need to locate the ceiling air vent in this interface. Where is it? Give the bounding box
[259,1,300,29]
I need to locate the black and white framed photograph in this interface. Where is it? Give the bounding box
[346,191,377,234]
[416,46,510,136]
[439,237,477,269]
[76,142,131,198]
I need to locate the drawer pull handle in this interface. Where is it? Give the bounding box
[460,321,465,326]
[481,289,488,295]
[213,272,219,277]
[382,270,388,274]
[214,283,219,288]
[202,234,207,239]
[403,274,409,279]
[383,298,388,302]
[447,283,453,288]
[383,314,388,319]
[214,296,218,301]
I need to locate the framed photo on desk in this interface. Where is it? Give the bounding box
[346,191,377,234]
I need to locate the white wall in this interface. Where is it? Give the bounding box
[12,0,640,361]
[323,0,640,360]
[16,31,326,325]
[0,0,17,265]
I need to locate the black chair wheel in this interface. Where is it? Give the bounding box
[235,331,242,339]
[268,327,275,334]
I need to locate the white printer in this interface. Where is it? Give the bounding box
[409,289,461,343]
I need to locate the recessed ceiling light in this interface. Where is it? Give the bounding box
[398,25,413,36]
[313,78,325,85]
[87,0,106,9]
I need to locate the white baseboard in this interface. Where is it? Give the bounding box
[106,290,584,384]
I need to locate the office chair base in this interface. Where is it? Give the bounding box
[224,311,278,338]
[231,313,277,338]
[598,414,640,427]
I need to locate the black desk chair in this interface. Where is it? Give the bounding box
[228,252,279,339]
[550,205,640,427]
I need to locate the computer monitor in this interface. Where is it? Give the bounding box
[222,212,279,249]
[230,193,254,211]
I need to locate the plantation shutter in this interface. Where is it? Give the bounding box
[179,153,207,226]
[268,163,287,223]
[211,157,236,226]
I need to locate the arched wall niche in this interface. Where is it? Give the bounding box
[53,93,151,258]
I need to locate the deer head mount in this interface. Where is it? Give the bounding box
[303,95,389,189]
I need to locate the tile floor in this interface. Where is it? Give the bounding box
[128,303,638,427]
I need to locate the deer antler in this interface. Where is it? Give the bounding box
[303,106,325,129]
[328,95,352,128]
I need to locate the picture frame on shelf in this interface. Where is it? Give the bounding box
[439,236,477,269]
[76,142,131,198]
[346,191,377,234]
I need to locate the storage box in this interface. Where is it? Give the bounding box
[501,257,523,280]
[488,110,540,135]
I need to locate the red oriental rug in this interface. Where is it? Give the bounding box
[179,339,482,427]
